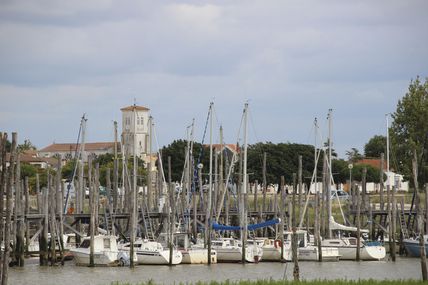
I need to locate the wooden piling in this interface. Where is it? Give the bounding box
[40,168,49,266]
[0,133,6,275]
[2,132,17,285]
[412,152,427,280]
[380,153,385,211]
[279,176,285,261]
[298,156,303,222]
[24,177,30,257]
[88,156,95,267]
[356,182,361,261]
[292,173,299,281]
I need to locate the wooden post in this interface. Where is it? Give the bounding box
[380,153,385,211]
[113,121,119,213]
[168,156,174,266]
[412,153,427,280]
[24,177,30,257]
[426,184,428,235]
[49,174,57,265]
[40,168,49,266]
[292,173,299,281]
[88,156,95,267]
[0,133,6,273]
[321,153,327,237]
[386,181,394,259]
[356,182,361,261]
[15,156,25,267]
[316,188,322,261]
[391,171,397,261]
[56,159,64,263]
[298,155,303,223]
[262,152,267,236]
[2,133,17,285]
[280,176,285,261]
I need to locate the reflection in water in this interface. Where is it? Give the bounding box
[10,257,420,285]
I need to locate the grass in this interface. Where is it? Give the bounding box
[111,279,425,285]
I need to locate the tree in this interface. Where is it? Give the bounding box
[17,139,37,153]
[345,148,363,162]
[364,135,386,158]
[391,76,428,184]
[161,139,209,182]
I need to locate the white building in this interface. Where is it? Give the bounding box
[121,104,150,158]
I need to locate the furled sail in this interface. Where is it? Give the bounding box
[212,218,280,231]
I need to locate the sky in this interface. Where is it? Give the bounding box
[1,0,427,158]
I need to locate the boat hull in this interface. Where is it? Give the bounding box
[71,248,118,266]
[135,249,182,265]
[181,248,217,264]
[404,239,428,257]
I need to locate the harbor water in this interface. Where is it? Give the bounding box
[10,257,420,285]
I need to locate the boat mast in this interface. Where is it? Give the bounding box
[207,102,213,264]
[386,113,390,183]
[241,103,248,263]
[327,109,332,239]
[130,104,137,268]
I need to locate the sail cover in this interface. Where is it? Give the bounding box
[212,218,281,231]
[329,216,369,233]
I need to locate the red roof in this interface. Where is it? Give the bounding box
[356,158,387,170]
[120,105,150,112]
[39,142,120,153]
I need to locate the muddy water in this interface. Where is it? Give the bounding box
[9,257,420,285]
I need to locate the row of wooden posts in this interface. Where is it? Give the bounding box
[1,131,428,282]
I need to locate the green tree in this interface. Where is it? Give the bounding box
[364,135,386,158]
[391,76,428,184]
[161,139,210,182]
[17,139,37,153]
[345,148,363,162]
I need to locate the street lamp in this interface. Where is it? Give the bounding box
[348,163,353,192]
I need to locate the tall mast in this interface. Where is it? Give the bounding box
[386,113,390,182]
[241,103,249,263]
[327,109,332,239]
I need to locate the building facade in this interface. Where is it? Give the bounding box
[121,105,150,158]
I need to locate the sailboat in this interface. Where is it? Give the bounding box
[118,237,182,265]
[71,235,125,266]
[210,237,262,263]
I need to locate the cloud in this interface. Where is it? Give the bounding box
[0,1,427,157]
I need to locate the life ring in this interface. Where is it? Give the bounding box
[274,239,282,248]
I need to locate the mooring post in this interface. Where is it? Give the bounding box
[2,132,17,285]
[292,173,299,281]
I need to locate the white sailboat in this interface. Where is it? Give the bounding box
[119,238,182,265]
[71,235,123,266]
[211,237,262,263]
[321,217,386,260]
[253,238,291,261]
[174,233,217,264]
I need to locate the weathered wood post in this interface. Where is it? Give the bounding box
[40,169,49,266]
[298,155,303,223]
[2,133,17,285]
[56,159,64,263]
[412,153,427,280]
[262,152,267,236]
[280,176,285,261]
[88,156,95,267]
[292,173,299,281]
[380,153,385,211]
[15,156,25,267]
[356,182,361,261]
[49,174,57,265]
[24,177,30,257]
[0,133,6,275]
[391,169,397,261]
[168,156,174,266]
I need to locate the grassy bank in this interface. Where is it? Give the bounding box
[111,279,424,285]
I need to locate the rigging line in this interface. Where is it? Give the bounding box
[248,108,260,143]
[152,119,166,184]
[64,114,85,214]
[214,105,245,222]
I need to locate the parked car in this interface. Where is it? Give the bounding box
[330,189,349,200]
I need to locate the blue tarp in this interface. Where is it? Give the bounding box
[212,218,280,231]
